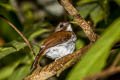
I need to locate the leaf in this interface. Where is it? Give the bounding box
[77,3,97,18]
[66,17,120,80]
[29,29,49,40]
[0,47,2,50]
[114,0,120,6]
[77,0,97,6]
[76,40,84,50]
[0,3,13,10]
[8,65,30,80]
[12,41,27,51]
[32,44,40,55]
[0,47,16,59]
[0,41,27,59]
[99,0,109,22]
[0,0,8,3]
[0,59,22,79]
[90,5,104,24]
[0,40,41,60]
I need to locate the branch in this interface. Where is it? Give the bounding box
[24,44,92,80]
[111,53,120,67]
[59,0,98,42]
[84,66,120,80]
[84,53,120,80]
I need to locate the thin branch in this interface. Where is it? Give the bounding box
[24,44,92,80]
[0,14,35,56]
[84,66,120,80]
[59,0,98,42]
[111,53,120,67]
[84,52,120,80]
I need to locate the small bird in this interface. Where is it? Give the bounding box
[31,22,77,70]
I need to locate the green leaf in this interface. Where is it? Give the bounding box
[0,3,13,10]
[29,29,49,40]
[76,40,84,50]
[0,0,8,3]
[12,41,27,51]
[0,59,22,79]
[99,0,109,22]
[66,17,120,80]
[114,0,120,6]
[0,47,3,50]
[0,41,27,59]
[77,3,97,18]
[8,65,30,80]
[0,40,41,60]
[90,5,104,24]
[0,47,16,59]
[77,0,97,6]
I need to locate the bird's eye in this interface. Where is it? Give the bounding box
[59,24,64,28]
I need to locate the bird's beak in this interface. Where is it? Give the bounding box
[70,21,78,25]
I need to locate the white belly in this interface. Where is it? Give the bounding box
[45,37,76,59]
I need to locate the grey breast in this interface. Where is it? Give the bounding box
[45,33,77,59]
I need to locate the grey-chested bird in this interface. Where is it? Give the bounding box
[31,22,77,70]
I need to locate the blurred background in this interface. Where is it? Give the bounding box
[0,0,120,80]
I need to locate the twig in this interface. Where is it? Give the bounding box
[111,53,120,67]
[24,44,92,80]
[59,0,98,42]
[0,14,35,56]
[84,52,120,80]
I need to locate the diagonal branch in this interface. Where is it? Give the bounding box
[59,0,98,42]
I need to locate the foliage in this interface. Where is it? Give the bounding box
[0,0,120,80]
[67,17,120,80]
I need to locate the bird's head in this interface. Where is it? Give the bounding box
[55,22,72,32]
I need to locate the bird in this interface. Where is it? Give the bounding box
[31,22,77,70]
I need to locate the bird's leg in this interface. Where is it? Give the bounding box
[55,57,61,62]
[30,53,41,71]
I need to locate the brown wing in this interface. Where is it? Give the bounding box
[42,31,72,48]
[38,31,72,56]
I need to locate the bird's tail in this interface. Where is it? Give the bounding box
[30,47,45,71]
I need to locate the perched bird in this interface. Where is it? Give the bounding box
[31,22,77,70]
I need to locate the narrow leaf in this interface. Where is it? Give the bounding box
[8,65,30,80]
[0,59,22,79]
[0,41,26,59]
